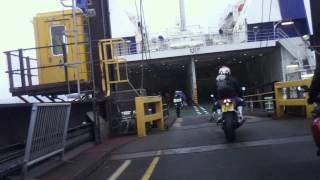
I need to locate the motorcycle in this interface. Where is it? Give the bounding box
[214,97,245,142]
[311,103,320,156]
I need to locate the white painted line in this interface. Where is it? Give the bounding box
[199,106,209,114]
[107,160,131,180]
[173,118,184,127]
[173,122,182,127]
[176,118,184,123]
[199,106,206,110]
[156,150,162,156]
[110,136,312,160]
[193,106,202,115]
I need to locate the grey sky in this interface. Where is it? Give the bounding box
[0,0,234,100]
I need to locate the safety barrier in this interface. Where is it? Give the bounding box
[274,79,313,118]
[244,91,275,112]
[23,103,71,175]
[135,96,165,137]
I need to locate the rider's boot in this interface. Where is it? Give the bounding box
[216,109,223,123]
[237,106,244,123]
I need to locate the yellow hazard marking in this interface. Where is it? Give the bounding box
[141,157,160,180]
[108,160,131,180]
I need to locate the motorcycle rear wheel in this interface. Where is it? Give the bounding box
[223,112,236,142]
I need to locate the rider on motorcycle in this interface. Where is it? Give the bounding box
[214,66,244,122]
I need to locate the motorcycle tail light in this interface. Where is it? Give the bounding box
[312,118,320,146]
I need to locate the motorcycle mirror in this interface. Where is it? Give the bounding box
[210,94,214,98]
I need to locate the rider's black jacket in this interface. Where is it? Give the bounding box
[216,75,242,100]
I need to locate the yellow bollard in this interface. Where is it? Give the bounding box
[135,96,165,137]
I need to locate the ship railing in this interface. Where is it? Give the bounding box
[114,29,278,57]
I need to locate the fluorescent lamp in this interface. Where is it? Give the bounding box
[301,73,314,79]
[281,21,294,26]
[286,64,299,69]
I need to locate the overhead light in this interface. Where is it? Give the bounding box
[182,65,185,68]
[251,56,255,58]
[286,64,299,69]
[281,21,294,26]
[243,53,247,56]
[217,57,221,60]
[301,73,314,79]
[259,53,263,56]
[297,86,302,91]
[302,34,310,41]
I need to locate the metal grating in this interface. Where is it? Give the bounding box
[23,103,71,174]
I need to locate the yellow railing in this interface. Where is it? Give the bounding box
[274,79,313,118]
[98,38,129,96]
[135,96,165,137]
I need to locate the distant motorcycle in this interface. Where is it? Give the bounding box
[213,96,245,142]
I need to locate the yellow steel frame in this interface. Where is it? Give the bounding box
[135,96,165,137]
[33,10,89,84]
[98,38,129,96]
[274,79,314,119]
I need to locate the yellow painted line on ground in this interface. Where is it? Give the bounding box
[108,160,131,180]
[141,157,160,180]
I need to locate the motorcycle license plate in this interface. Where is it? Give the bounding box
[222,104,234,112]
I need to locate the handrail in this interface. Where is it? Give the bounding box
[244,90,275,112]
[244,91,274,98]
[109,29,278,57]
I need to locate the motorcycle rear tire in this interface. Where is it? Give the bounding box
[223,112,236,142]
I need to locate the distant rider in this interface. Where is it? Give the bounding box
[173,91,183,118]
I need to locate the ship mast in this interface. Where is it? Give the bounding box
[179,0,186,31]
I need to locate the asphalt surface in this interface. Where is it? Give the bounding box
[87,106,320,180]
